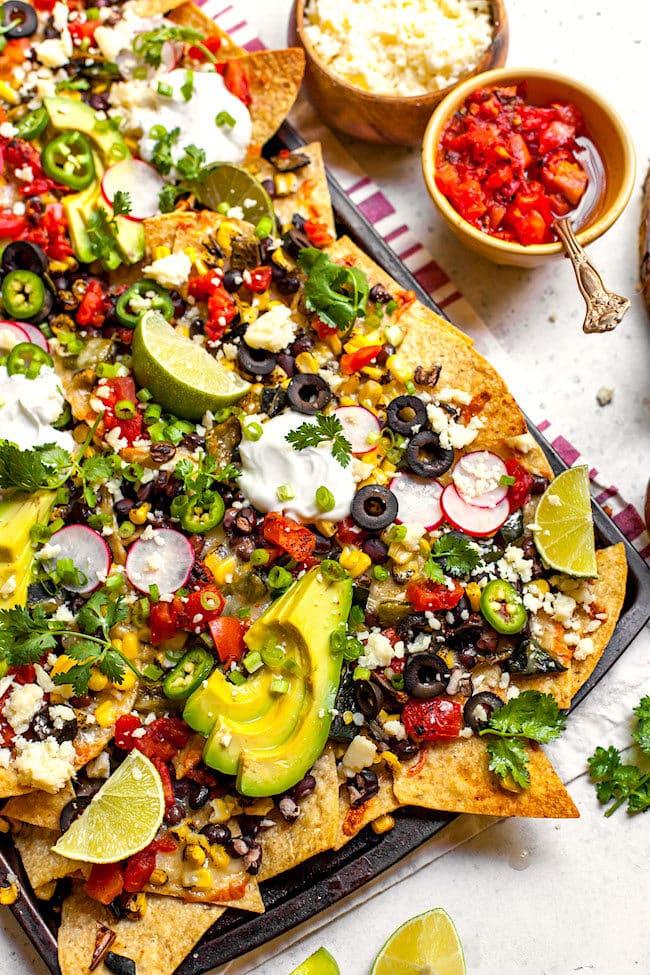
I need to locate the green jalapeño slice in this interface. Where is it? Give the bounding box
[480,579,528,635]
[42,131,95,190]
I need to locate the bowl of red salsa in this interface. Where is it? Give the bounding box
[422,67,635,267]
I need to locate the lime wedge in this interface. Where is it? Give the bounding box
[52,750,164,864]
[289,947,340,975]
[533,466,597,578]
[370,908,466,975]
[132,310,250,421]
[194,162,274,230]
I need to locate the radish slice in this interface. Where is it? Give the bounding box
[125,528,195,594]
[333,406,380,455]
[18,322,49,352]
[390,474,444,530]
[45,526,111,595]
[0,321,30,351]
[441,484,510,537]
[452,450,509,509]
[161,39,183,71]
[101,160,165,221]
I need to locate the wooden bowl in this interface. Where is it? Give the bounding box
[288,0,509,146]
[422,67,637,267]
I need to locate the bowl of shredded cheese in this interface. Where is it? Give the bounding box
[289,0,509,145]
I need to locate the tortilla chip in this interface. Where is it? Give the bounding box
[3,782,75,830]
[168,2,245,58]
[392,738,578,819]
[143,209,254,263]
[250,142,336,236]
[59,888,225,975]
[257,745,339,881]
[11,825,88,890]
[144,848,264,912]
[333,763,400,851]
[131,0,188,16]
[0,779,32,800]
[242,49,306,153]
[33,880,57,900]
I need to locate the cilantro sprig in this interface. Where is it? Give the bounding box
[285,413,352,469]
[587,696,650,816]
[480,690,566,789]
[297,249,369,334]
[0,442,72,493]
[112,190,132,217]
[423,534,483,583]
[132,25,202,67]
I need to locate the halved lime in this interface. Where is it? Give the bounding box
[52,750,164,864]
[533,465,597,578]
[194,162,274,230]
[289,947,340,975]
[132,310,250,421]
[370,908,466,975]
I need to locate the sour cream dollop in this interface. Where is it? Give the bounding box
[0,365,74,451]
[239,411,356,523]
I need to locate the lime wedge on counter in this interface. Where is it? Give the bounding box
[194,162,274,229]
[370,908,465,975]
[533,465,597,578]
[52,750,164,863]
[132,310,250,421]
[289,947,340,975]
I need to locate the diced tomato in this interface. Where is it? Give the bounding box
[84,863,124,905]
[115,713,143,751]
[405,579,465,612]
[147,717,192,751]
[33,0,57,9]
[402,698,463,741]
[187,34,222,61]
[154,832,178,854]
[505,458,534,511]
[247,266,273,293]
[512,209,549,245]
[149,600,181,645]
[340,345,383,376]
[178,587,225,631]
[208,616,246,666]
[336,516,364,546]
[303,219,335,248]
[541,155,588,206]
[223,60,251,106]
[537,120,576,155]
[152,757,175,808]
[76,280,109,328]
[262,512,316,561]
[123,844,157,893]
[100,376,144,446]
[69,20,100,44]
[315,318,338,339]
[13,664,37,684]
[0,212,27,237]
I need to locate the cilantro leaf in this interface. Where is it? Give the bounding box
[64,640,101,664]
[54,662,93,696]
[132,25,202,67]
[98,651,126,684]
[285,413,352,468]
[482,690,566,744]
[0,441,72,492]
[176,144,206,181]
[0,605,59,666]
[627,782,650,814]
[112,190,132,217]
[423,557,445,584]
[150,126,180,176]
[430,534,482,578]
[587,719,650,817]
[587,745,621,785]
[632,696,650,756]
[297,249,369,333]
[486,738,530,789]
[87,207,120,263]
[76,590,107,636]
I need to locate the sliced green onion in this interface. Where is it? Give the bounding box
[228,669,246,685]
[149,583,160,602]
[181,70,194,102]
[143,664,163,681]
[114,399,136,420]
[157,81,173,97]
[391,674,405,691]
[261,645,286,668]
[267,565,292,590]
[283,657,301,675]
[276,483,295,502]
[136,388,153,402]
[499,475,516,487]
[255,216,273,239]
[104,572,124,592]
[243,421,263,441]
[353,666,371,681]
[144,403,162,424]
[404,380,416,395]
[372,564,389,582]
[96,362,120,378]
[387,524,407,542]
[315,485,335,512]
[385,300,398,316]
[215,111,236,128]
[270,676,289,694]
[329,622,347,655]
[250,548,270,566]
[320,559,348,582]
[243,650,263,673]
[216,201,230,214]
[342,637,363,662]
[118,521,135,539]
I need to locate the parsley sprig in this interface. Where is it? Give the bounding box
[286,413,352,469]
[423,534,483,583]
[587,696,650,816]
[480,690,566,789]
[297,249,369,334]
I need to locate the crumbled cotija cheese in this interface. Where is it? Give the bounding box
[304,0,493,97]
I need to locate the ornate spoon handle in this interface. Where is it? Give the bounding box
[553,216,630,334]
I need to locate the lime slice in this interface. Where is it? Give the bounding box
[194,162,274,230]
[132,310,250,421]
[289,947,340,975]
[52,750,164,864]
[370,908,466,975]
[533,465,597,578]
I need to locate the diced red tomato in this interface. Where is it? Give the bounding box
[315,318,338,339]
[178,587,225,631]
[541,155,588,206]
[537,120,576,155]
[336,516,364,546]
[152,756,175,808]
[505,458,534,511]
[303,219,335,248]
[115,713,142,751]
[76,280,109,328]
[208,616,246,666]
[187,34,222,61]
[0,212,27,237]
[99,375,144,445]
[149,600,181,645]
[262,512,316,561]
[247,266,273,293]
[123,844,157,893]
[340,345,383,376]
[84,863,125,905]
[405,579,464,612]
[402,698,463,741]
[69,20,100,44]
[223,60,251,106]
[134,717,191,763]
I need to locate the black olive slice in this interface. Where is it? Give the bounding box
[404,652,450,699]
[28,285,54,324]
[282,226,310,259]
[2,1,37,38]
[105,952,136,975]
[406,430,454,478]
[238,343,276,376]
[261,385,287,417]
[286,373,331,414]
[463,691,504,733]
[270,150,311,172]
[353,678,384,719]
[2,240,48,276]
[350,485,398,531]
[386,395,428,437]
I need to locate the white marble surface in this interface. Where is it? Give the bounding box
[2,1,650,973]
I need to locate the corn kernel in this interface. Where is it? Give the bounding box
[192,868,215,890]
[216,220,240,251]
[342,710,354,725]
[149,869,168,885]
[526,578,550,596]
[339,375,360,396]
[371,814,395,835]
[274,172,298,197]
[205,553,236,586]
[183,246,209,276]
[113,667,137,691]
[358,380,383,407]
[124,892,147,918]
[208,845,230,869]
[224,796,243,817]
[325,333,343,356]
[439,648,455,669]
[129,503,151,525]
[88,668,109,692]
[122,631,140,661]
[361,366,383,382]
[386,354,412,384]
[0,882,20,905]
[94,701,117,728]
[238,304,258,325]
[153,245,171,260]
[0,81,19,105]
[377,709,389,723]
[382,751,401,772]
[338,395,357,407]
[418,538,431,557]
[314,519,337,538]
[209,798,230,823]
[185,844,206,866]
[48,259,70,275]
[339,546,372,578]
[465,581,482,612]
[271,248,293,270]
[294,351,320,374]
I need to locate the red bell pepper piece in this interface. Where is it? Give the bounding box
[0,212,27,238]
[76,280,109,328]
[405,579,464,612]
[340,345,383,376]
[402,698,462,741]
[247,265,273,293]
[223,60,251,106]
[115,713,142,751]
[262,512,316,561]
[208,616,246,666]
[149,600,181,645]
[187,34,222,61]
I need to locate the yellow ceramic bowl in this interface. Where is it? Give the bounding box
[422,67,636,267]
[289,0,509,147]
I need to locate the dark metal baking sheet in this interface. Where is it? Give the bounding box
[2,120,649,975]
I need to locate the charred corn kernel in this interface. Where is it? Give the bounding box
[208,845,230,869]
[386,355,412,383]
[149,869,168,886]
[124,893,147,918]
[358,380,383,406]
[325,333,343,356]
[439,648,455,669]
[387,543,414,566]
[274,172,298,196]
[153,246,171,260]
[94,702,117,728]
[205,553,236,586]
[113,667,137,691]
[295,351,320,374]
[184,247,209,276]
[246,797,274,816]
[377,709,389,724]
[209,798,230,823]
[192,868,214,890]
[185,844,206,866]
[73,423,90,444]
[382,751,401,772]
[339,546,372,578]
[88,668,109,692]
[216,220,240,251]
[50,655,76,678]
[122,631,140,660]
[465,581,482,612]
[342,710,354,725]
[526,578,550,596]
[315,519,337,537]
[371,814,395,835]
[0,817,10,834]
[361,366,383,381]
[129,503,151,525]
[0,82,19,105]
[0,882,20,905]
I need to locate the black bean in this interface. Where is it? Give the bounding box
[150,442,176,464]
[114,498,135,517]
[392,739,419,759]
[89,92,110,112]
[291,773,316,801]
[369,283,393,303]
[289,334,313,356]
[261,178,275,197]
[239,815,262,838]
[361,536,389,563]
[200,823,231,846]
[278,796,300,821]
[173,777,191,799]
[232,536,255,561]
[223,269,244,292]
[530,475,550,496]
[164,801,186,826]
[347,769,379,808]
[188,783,210,810]
[277,274,300,295]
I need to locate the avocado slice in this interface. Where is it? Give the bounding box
[183,566,352,797]
[0,492,55,609]
[43,96,128,167]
